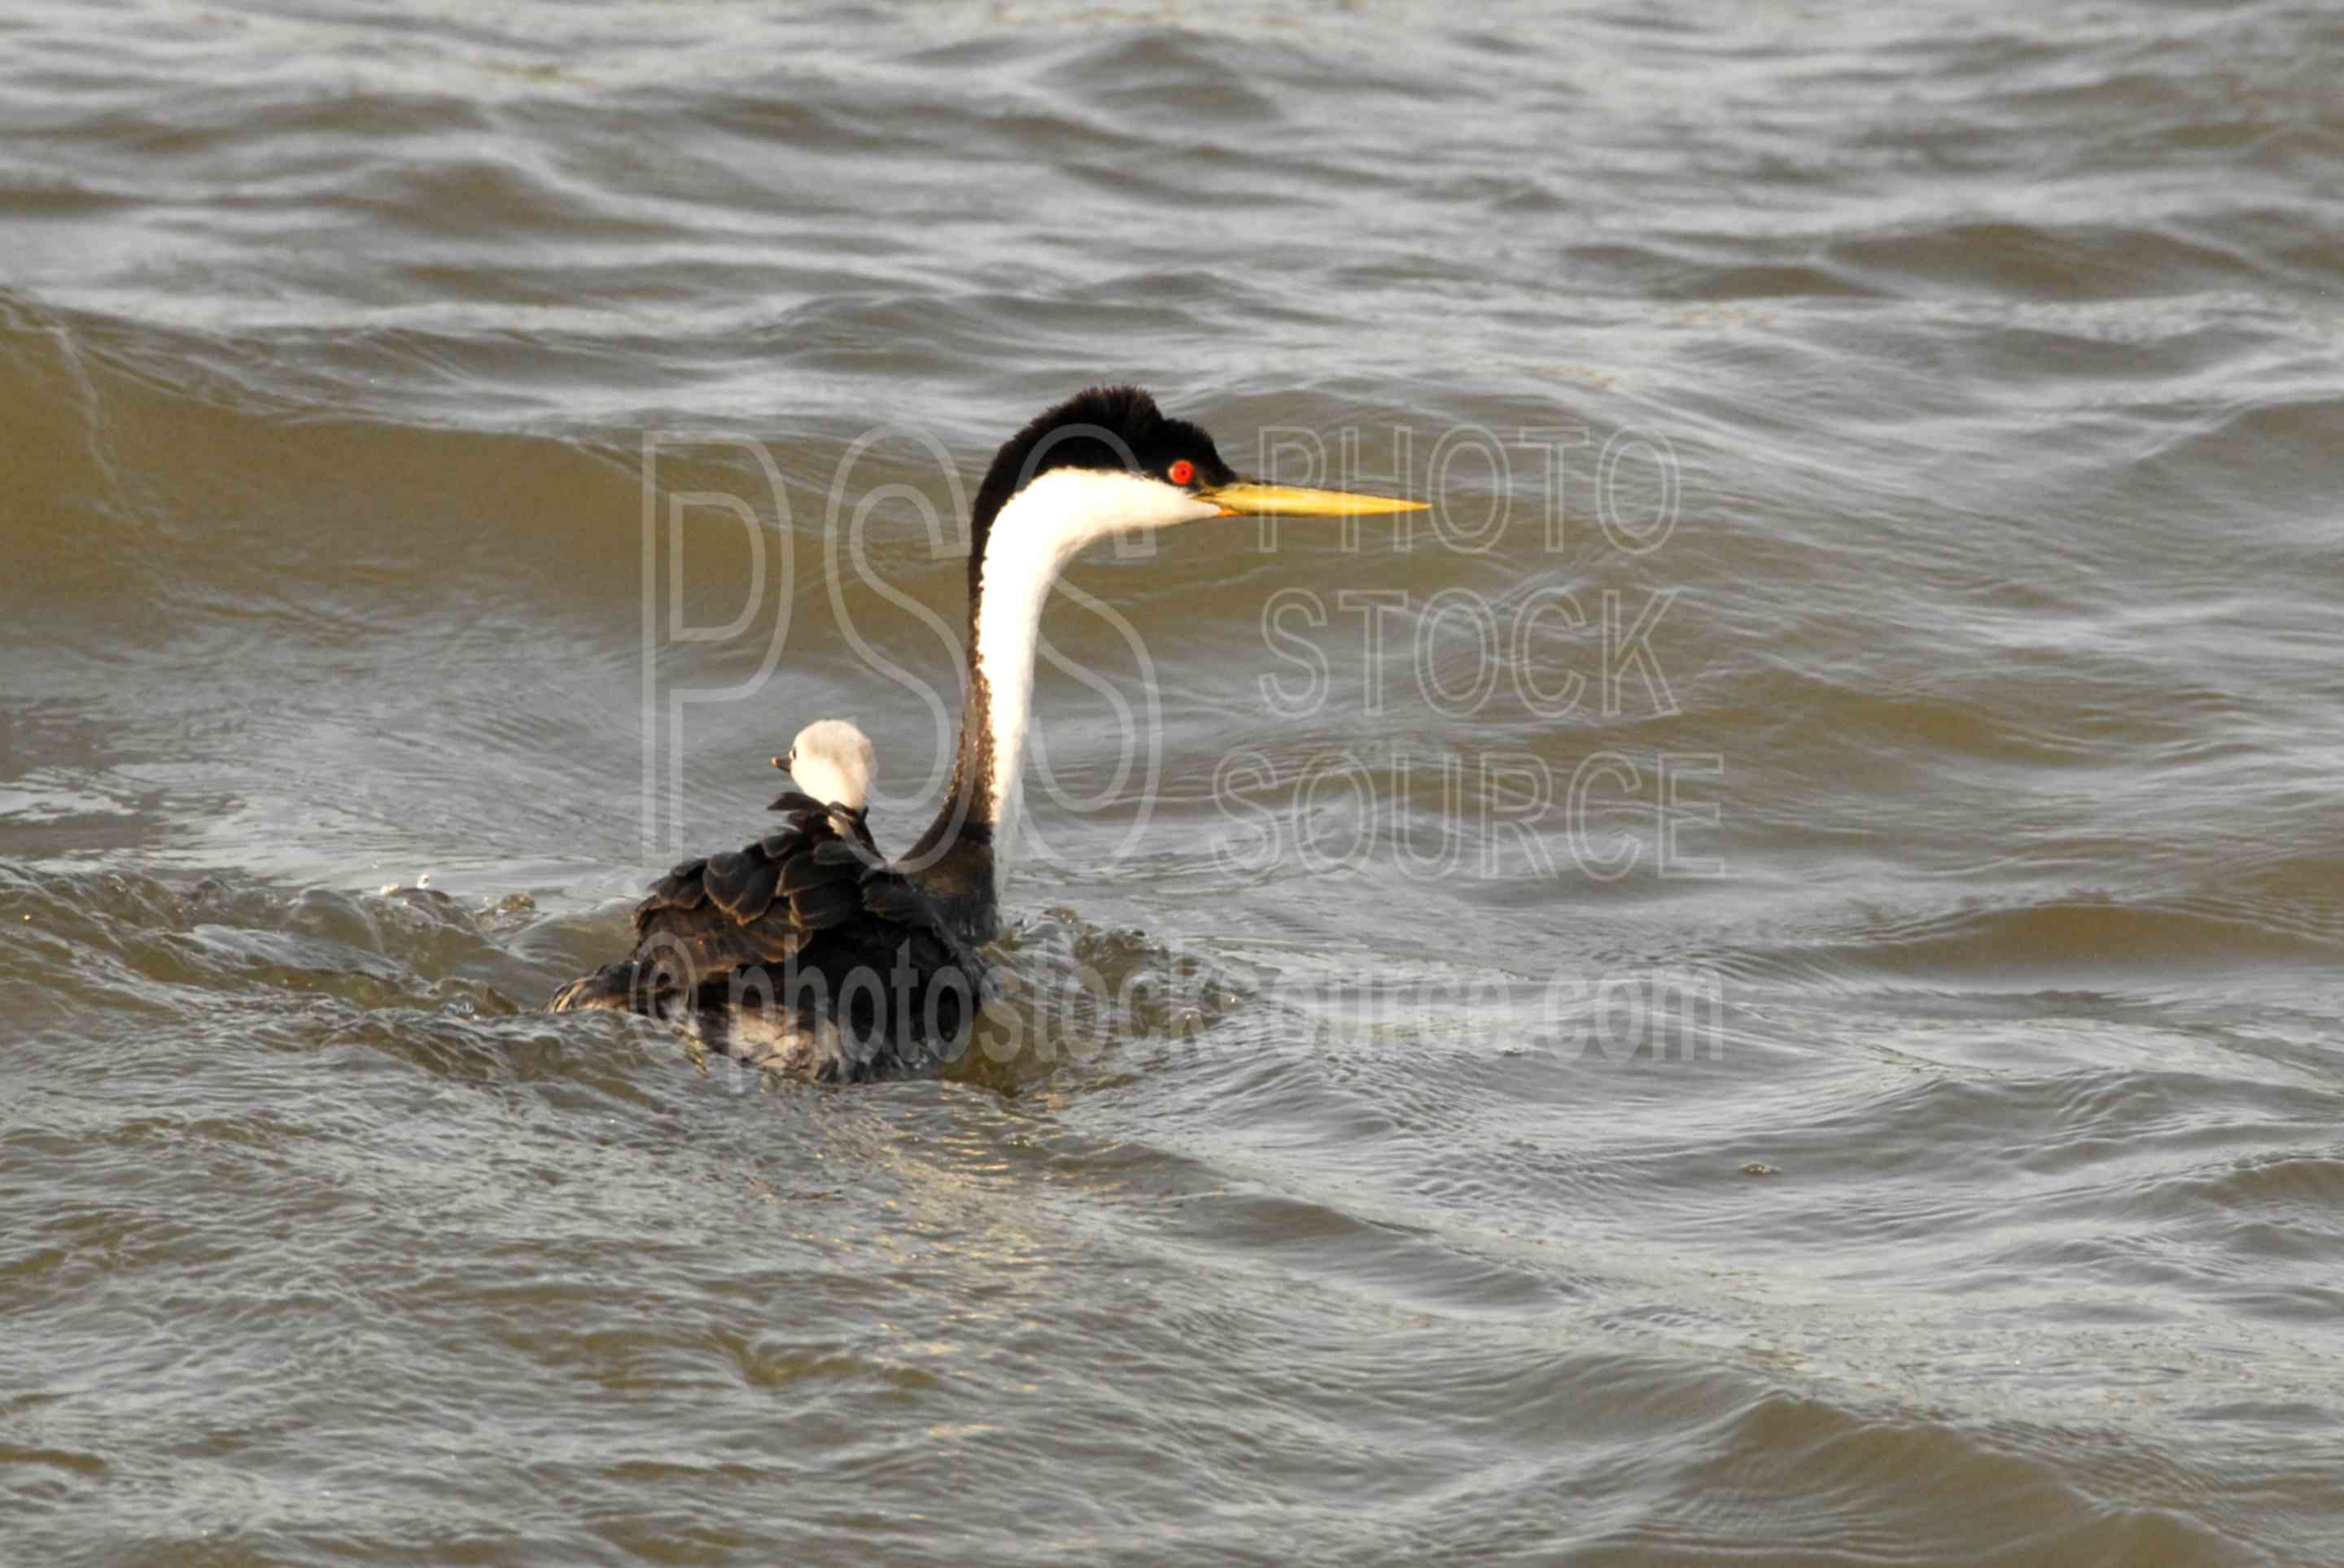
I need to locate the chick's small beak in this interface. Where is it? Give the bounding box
[1195,478,1428,518]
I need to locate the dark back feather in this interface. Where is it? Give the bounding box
[622,798,973,1000]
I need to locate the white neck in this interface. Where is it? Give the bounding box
[970,468,1217,898]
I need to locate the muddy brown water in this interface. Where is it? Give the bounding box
[5,2,2342,1562]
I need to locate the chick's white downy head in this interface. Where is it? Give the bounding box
[784,719,876,811]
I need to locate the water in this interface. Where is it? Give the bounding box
[5,1,2342,1561]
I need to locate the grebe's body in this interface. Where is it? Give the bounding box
[553,720,978,1080]
[551,387,1422,1080]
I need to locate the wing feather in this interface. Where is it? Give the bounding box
[809,838,868,868]
[786,879,858,929]
[642,858,709,911]
[705,851,782,923]
[776,853,837,895]
[601,799,969,1001]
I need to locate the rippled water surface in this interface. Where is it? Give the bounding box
[6,1,2343,1562]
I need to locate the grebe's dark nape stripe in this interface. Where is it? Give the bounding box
[551,386,1423,1079]
[907,385,1241,927]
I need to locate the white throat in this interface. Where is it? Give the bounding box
[971,467,1217,896]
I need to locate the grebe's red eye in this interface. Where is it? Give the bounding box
[1168,459,1196,486]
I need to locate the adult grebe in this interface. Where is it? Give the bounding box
[551,386,1423,1079]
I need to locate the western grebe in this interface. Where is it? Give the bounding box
[771,718,878,853]
[552,385,1423,1080]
